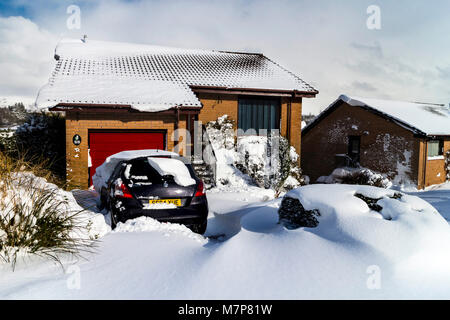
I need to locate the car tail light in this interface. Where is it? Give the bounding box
[194,180,206,197]
[114,180,133,199]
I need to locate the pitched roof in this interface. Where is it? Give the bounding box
[303,94,450,136]
[36,38,318,112]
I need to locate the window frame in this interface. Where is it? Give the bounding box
[427,139,444,159]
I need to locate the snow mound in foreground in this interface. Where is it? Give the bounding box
[113,216,206,244]
[222,184,450,298]
[282,185,449,262]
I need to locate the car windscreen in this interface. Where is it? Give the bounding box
[149,156,197,179]
[123,158,163,184]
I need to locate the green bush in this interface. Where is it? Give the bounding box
[0,112,66,185]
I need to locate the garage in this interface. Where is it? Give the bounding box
[88,130,166,186]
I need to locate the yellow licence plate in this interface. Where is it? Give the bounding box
[149,199,181,206]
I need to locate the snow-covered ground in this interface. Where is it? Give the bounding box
[412,183,450,222]
[1,181,450,299]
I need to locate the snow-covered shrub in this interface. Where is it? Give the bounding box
[274,136,305,194]
[0,152,95,268]
[354,192,402,215]
[318,167,391,188]
[278,196,320,229]
[235,136,267,187]
[340,168,390,188]
[205,115,306,193]
[236,135,306,194]
[9,112,66,183]
[205,115,235,150]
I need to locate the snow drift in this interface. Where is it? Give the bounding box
[2,183,450,299]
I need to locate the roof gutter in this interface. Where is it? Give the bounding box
[190,85,318,98]
[49,103,201,114]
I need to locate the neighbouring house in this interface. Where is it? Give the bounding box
[36,38,318,189]
[302,95,450,189]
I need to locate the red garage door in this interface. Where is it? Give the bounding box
[89,130,165,187]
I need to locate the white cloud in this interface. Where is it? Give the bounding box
[0,16,58,101]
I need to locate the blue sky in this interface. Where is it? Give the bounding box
[0,0,449,114]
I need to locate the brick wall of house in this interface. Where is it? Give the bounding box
[301,102,420,185]
[65,94,303,190]
[65,111,180,189]
[197,93,302,157]
[285,97,302,160]
[417,139,427,189]
[197,93,239,125]
[423,140,450,187]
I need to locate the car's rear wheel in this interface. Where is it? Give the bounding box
[109,203,119,230]
[98,189,107,211]
[189,220,207,235]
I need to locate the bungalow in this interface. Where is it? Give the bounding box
[36,38,318,189]
[301,95,450,189]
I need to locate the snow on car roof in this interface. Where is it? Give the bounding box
[92,149,180,191]
[36,38,317,111]
[104,149,179,160]
[341,95,450,136]
[147,157,196,186]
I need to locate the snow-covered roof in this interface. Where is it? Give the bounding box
[36,38,317,112]
[304,94,450,136]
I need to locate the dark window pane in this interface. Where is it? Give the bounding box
[125,159,162,183]
[238,97,280,134]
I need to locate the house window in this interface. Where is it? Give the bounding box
[238,97,280,134]
[427,140,444,157]
[348,136,361,165]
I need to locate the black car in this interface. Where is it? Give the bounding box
[98,154,208,234]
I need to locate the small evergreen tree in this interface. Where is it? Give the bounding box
[2,112,66,184]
